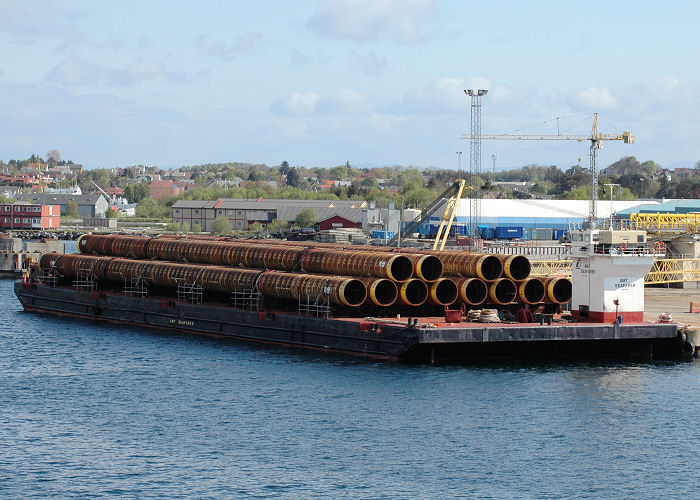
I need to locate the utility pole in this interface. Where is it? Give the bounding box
[456,151,462,176]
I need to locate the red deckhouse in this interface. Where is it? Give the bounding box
[0,203,61,230]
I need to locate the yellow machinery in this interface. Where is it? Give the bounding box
[630,213,700,233]
[432,179,468,250]
[530,257,700,285]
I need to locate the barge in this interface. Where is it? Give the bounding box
[13,228,693,362]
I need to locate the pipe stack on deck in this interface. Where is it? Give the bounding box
[37,233,573,311]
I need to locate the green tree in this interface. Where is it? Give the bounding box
[295,208,318,228]
[133,183,150,202]
[267,219,289,234]
[212,217,232,235]
[192,223,202,233]
[279,161,291,175]
[247,167,261,181]
[135,197,161,218]
[285,167,302,188]
[124,184,135,202]
[248,222,263,233]
[330,165,349,180]
[64,200,78,217]
[105,207,118,218]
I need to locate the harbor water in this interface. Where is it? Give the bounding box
[2,276,700,498]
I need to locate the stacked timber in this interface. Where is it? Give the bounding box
[35,233,573,312]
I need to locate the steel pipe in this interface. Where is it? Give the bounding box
[516,278,546,305]
[427,278,458,306]
[300,248,414,282]
[77,234,418,281]
[360,278,398,307]
[42,253,367,307]
[401,249,502,281]
[257,272,367,307]
[397,278,428,307]
[454,277,488,306]
[487,278,517,305]
[501,255,531,281]
[541,277,572,304]
[408,254,443,282]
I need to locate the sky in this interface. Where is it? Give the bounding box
[1,0,699,172]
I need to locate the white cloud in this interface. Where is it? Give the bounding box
[384,76,493,115]
[308,0,435,43]
[271,92,321,115]
[574,86,618,110]
[272,89,368,116]
[369,112,406,130]
[45,57,191,87]
[316,89,368,114]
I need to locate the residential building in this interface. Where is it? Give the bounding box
[0,203,60,229]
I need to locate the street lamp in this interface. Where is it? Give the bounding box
[491,153,498,182]
[456,151,462,176]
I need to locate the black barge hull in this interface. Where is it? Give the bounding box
[14,282,683,362]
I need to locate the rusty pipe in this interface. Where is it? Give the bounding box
[487,278,517,305]
[257,272,367,307]
[454,277,488,306]
[300,248,414,282]
[77,234,416,282]
[42,253,367,307]
[516,278,546,305]
[397,278,428,307]
[427,278,458,306]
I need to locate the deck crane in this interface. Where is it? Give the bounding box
[91,180,116,205]
[387,180,469,247]
[463,113,634,220]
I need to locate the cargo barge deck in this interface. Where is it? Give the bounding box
[15,281,683,362]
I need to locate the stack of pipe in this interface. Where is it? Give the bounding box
[40,253,367,307]
[68,233,571,310]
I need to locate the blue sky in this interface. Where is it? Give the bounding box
[1,0,698,171]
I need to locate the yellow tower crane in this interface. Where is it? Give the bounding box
[463,113,634,220]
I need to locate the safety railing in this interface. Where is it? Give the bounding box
[530,257,700,285]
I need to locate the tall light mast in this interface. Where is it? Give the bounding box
[465,89,487,236]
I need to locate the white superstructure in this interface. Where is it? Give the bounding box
[569,224,661,323]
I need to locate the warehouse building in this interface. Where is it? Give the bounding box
[171,198,367,232]
[17,193,110,218]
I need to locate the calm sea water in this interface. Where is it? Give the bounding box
[2,275,700,498]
